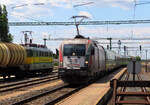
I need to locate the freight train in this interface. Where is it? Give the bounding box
[58,36,128,84]
[0,43,53,78]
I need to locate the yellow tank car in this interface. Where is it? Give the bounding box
[5,43,26,65]
[0,43,10,66]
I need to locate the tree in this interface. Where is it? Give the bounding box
[0,5,13,42]
[135,56,141,61]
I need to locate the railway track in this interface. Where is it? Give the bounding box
[14,69,126,105]
[0,74,59,93]
[11,84,84,105]
[0,69,58,83]
[0,68,126,105]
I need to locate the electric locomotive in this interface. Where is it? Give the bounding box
[0,42,53,78]
[58,36,127,84]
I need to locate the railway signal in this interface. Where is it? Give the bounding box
[118,40,121,54]
[22,31,33,44]
[139,45,142,51]
[107,38,112,50]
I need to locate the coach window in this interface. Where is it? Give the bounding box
[91,47,95,55]
[94,43,97,47]
[44,52,46,57]
[48,52,50,56]
[43,51,45,57]
[36,50,39,56]
[37,50,39,56]
[42,51,44,56]
[33,50,35,57]
[40,51,42,56]
[26,49,33,57]
[47,52,49,57]
[49,52,52,56]
[46,52,48,57]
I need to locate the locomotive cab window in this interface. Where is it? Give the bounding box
[63,44,86,56]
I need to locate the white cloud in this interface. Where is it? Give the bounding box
[78,11,92,18]
[72,26,150,38]
[0,0,136,21]
[72,0,135,10]
[1,0,135,11]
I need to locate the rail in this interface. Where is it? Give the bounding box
[0,75,58,93]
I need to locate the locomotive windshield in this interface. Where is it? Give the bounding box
[63,44,86,56]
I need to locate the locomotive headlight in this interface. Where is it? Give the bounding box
[60,62,63,66]
[85,61,88,64]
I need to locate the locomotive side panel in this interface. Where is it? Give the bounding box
[24,47,53,71]
[98,45,106,71]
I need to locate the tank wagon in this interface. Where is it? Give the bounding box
[0,43,53,78]
[58,36,128,84]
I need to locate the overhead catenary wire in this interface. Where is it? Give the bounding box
[73,2,94,8]
[11,3,44,9]
[136,1,150,5]
[10,2,46,22]
[10,13,44,22]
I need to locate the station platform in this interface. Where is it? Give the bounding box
[56,68,126,105]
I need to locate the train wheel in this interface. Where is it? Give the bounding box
[8,74,11,79]
[2,74,6,79]
[15,71,25,79]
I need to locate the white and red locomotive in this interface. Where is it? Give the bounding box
[58,36,127,84]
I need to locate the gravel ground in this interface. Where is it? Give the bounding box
[0,80,64,105]
[0,72,57,85]
[0,77,59,96]
[24,87,75,105]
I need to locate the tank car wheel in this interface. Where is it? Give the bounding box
[8,74,11,79]
[48,68,53,74]
[2,75,6,79]
[15,71,25,79]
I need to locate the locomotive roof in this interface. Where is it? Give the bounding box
[62,38,91,44]
[24,46,52,52]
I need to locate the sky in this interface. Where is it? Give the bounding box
[0,0,150,59]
